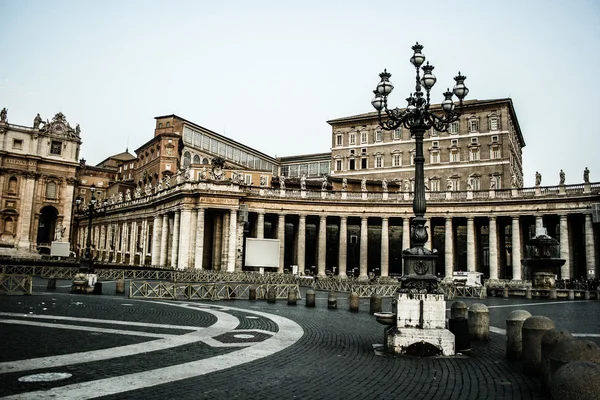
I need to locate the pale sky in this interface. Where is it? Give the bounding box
[1,0,599,186]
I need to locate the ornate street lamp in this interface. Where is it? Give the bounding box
[371,42,469,293]
[75,184,108,273]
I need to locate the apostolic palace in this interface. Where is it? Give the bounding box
[0,98,598,282]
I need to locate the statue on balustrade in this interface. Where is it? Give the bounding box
[300,174,306,190]
[584,167,590,183]
[33,113,42,129]
[535,171,542,186]
[342,178,347,191]
[279,175,286,190]
[559,169,565,185]
[361,178,367,192]
[382,178,388,192]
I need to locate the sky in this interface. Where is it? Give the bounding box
[1,0,599,187]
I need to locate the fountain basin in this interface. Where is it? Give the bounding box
[374,312,396,326]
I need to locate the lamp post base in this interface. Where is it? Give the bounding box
[79,257,95,274]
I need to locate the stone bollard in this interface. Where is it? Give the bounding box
[267,287,276,304]
[249,286,256,301]
[327,291,337,309]
[584,290,590,300]
[549,339,600,387]
[521,316,555,375]
[503,286,509,298]
[549,288,557,300]
[349,292,359,312]
[450,301,468,319]
[305,289,316,307]
[525,287,532,299]
[468,303,489,341]
[369,293,382,314]
[540,329,573,395]
[46,276,57,290]
[115,278,125,294]
[287,288,298,306]
[551,361,600,400]
[449,317,470,352]
[568,289,575,300]
[506,310,532,360]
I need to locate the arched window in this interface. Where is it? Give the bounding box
[45,181,57,199]
[7,177,17,194]
[193,154,201,164]
[183,151,191,167]
[202,158,209,164]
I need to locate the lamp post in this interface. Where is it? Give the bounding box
[371,42,469,292]
[75,184,108,273]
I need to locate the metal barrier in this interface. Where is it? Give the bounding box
[0,274,33,295]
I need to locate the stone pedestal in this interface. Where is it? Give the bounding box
[387,292,455,356]
[533,272,555,289]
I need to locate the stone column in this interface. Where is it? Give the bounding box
[129,220,137,265]
[559,214,570,279]
[467,217,476,272]
[221,212,230,271]
[297,214,306,274]
[213,214,223,270]
[140,219,148,264]
[585,214,596,279]
[106,223,114,262]
[338,216,348,279]
[512,216,522,281]
[170,211,180,268]
[489,216,499,279]
[277,214,285,273]
[16,174,36,250]
[381,217,389,277]
[194,208,205,270]
[317,215,327,277]
[151,215,161,266]
[159,214,169,267]
[120,222,128,262]
[445,217,454,278]
[257,211,265,239]
[359,216,368,280]
[178,209,192,269]
[226,209,237,272]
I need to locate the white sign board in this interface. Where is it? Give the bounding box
[245,238,280,268]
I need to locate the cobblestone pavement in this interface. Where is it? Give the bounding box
[1,279,598,399]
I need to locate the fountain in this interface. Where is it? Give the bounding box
[521,227,566,289]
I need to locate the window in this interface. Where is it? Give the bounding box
[469,177,481,191]
[50,141,62,155]
[491,135,499,143]
[491,175,502,189]
[393,128,402,140]
[449,122,459,134]
[430,128,438,137]
[3,217,14,234]
[12,139,23,150]
[491,145,501,159]
[7,177,17,194]
[392,153,402,167]
[450,149,460,162]
[448,178,460,191]
[451,139,458,146]
[375,155,383,168]
[471,137,478,144]
[375,130,383,142]
[336,135,343,146]
[469,119,479,133]
[183,151,191,167]
[244,174,252,185]
[349,149,355,155]
[470,148,480,161]
[349,159,355,170]
[166,122,170,128]
[193,154,201,164]
[361,158,368,169]
[335,159,342,171]
[489,117,499,131]
[45,181,57,199]
[361,148,367,155]
[349,133,356,145]
[430,151,440,164]
[361,131,368,144]
[158,123,163,128]
[410,151,416,165]
[430,179,440,192]
[432,141,439,148]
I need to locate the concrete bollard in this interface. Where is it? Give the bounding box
[267,287,276,304]
[349,292,359,312]
[540,329,573,395]
[551,361,600,400]
[327,291,337,309]
[450,301,468,319]
[584,290,590,300]
[506,310,532,360]
[503,286,509,298]
[249,286,256,301]
[549,288,557,299]
[369,293,382,314]
[115,278,125,294]
[468,303,489,341]
[449,317,470,352]
[287,288,297,306]
[521,316,555,375]
[305,289,316,307]
[549,339,600,387]
[525,287,532,299]
[568,289,575,300]
[47,276,57,290]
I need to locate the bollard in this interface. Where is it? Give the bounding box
[349,292,359,312]
[503,286,509,298]
[549,288,557,300]
[267,287,276,304]
[369,293,382,314]
[93,282,103,295]
[115,278,125,294]
[305,289,316,307]
[505,310,531,360]
[448,317,470,352]
[521,316,555,375]
[287,288,297,306]
[46,276,57,290]
[525,287,532,299]
[328,291,337,309]
[584,290,590,300]
[551,361,600,400]
[549,339,600,387]
[249,286,256,301]
[468,303,489,341]
[540,329,573,395]
[568,289,575,300]
[450,301,468,319]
